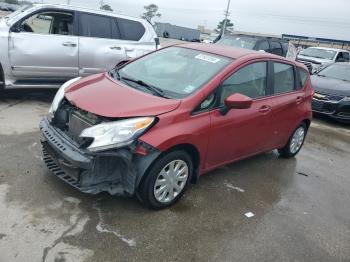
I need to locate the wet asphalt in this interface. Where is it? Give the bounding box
[0,89,349,262]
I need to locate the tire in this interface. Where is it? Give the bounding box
[278,123,307,158]
[0,64,4,93]
[138,150,193,209]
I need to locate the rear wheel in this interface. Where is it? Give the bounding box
[0,64,4,94]
[278,123,307,158]
[138,150,193,209]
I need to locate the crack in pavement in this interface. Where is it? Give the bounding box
[41,214,85,262]
[0,98,28,112]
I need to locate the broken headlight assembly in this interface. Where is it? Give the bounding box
[80,117,155,152]
[49,77,81,118]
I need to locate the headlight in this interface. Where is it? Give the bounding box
[49,77,81,117]
[80,117,155,152]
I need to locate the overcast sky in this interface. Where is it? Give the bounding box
[33,0,350,40]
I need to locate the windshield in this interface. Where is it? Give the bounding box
[217,37,257,50]
[117,47,232,98]
[318,64,350,82]
[299,48,336,60]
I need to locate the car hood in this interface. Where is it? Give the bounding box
[65,73,181,118]
[311,75,350,96]
[297,55,332,65]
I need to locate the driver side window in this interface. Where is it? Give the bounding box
[219,62,267,104]
[20,11,74,35]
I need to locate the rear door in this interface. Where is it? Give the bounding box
[77,12,126,76]
[116,17,156,59]
[266,61,305,149]
[206,61,274,169]
[9,9,79,80]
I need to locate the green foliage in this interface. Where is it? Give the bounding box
[216,19,234,34]
[100,4,113,12]
[141,4,161,23]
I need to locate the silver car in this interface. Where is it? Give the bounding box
[0,4,158,91]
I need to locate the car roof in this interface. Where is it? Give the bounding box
[31,3,145,22]
[307,46,349,52]
[177,43,287,60]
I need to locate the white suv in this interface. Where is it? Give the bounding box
[297,47,350,73]
[0,4,158,91]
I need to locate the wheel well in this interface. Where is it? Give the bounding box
[302,119,311,129]
[160,144,201,184]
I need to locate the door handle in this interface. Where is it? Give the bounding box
[62,42,77,47]
[110,46,122,50]
[259,105,272,114]
[296,96,303,104]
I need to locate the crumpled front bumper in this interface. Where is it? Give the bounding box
[40,117,160,195]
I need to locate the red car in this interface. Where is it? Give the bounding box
[40,44,313,209]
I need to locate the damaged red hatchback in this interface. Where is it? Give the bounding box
[40,44,313,209]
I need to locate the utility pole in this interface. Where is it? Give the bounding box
[222,0,231,36]
[99,0,104,9]
[67,0,70,5]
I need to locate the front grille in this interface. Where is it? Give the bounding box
[42,145,81,189]
[313,92,344,102]
[337,112,350,118]
[297,59,313,72]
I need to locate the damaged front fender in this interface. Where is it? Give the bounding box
[40,118,160,196]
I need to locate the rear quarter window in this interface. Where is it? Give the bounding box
[298,68,309,89]
[273,62,295,94]
[116,18,145,41]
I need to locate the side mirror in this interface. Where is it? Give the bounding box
[115,59,131,68]
[220,93,253,115]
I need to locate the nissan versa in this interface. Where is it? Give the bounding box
[40,44,313,209]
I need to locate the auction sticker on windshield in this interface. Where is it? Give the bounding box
[195,54,221,63]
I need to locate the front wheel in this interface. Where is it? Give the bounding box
[138,150,193,209]
[278,123,307,158]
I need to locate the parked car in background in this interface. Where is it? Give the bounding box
[215,34,296,59]
[40,43,312,209]
[0,4,158,92]
[297,47,350,74]
[311,63,350,123]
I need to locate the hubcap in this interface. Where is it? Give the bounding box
[290,126,305,154]
[153,160,189,203]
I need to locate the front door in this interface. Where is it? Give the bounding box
[9,10,79,81]
[206,61,273,169]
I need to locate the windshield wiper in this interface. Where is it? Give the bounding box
[120,76,166,98]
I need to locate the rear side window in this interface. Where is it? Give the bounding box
[220,62,267,103]
[273,63,295,94]
[79,13,112,39]
[298,68,309,89]
[116,18,145,41]
[256,41,269,52]
[271,41,283,56]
